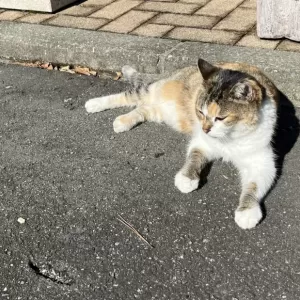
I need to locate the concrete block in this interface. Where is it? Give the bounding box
[0,0,78,12]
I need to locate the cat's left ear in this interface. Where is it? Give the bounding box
[197,58,219,81]
[230,81,255,104]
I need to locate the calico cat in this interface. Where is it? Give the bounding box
[85,59,279,229]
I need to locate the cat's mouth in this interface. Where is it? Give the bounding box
[206,131,218,138]
[207,131,226,139]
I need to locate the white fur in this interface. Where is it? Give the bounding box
[175,171,199,193]
[189,100,276,162]
[113,117,131,133]
[235,205,263,229]
[85,95,115,113]
[179,99,277,229]
[113,110,145,133]
[145,81,182,130]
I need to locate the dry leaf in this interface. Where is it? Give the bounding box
[59,65,70,72]
[89,70,97,76]
[47,64,54,70]
[40,63,50,69]
[14,61,40,68]
[113,71,122,81]
[74,66,90,76]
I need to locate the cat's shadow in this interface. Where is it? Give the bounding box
[261,91,299,219]
[273,91,299,180]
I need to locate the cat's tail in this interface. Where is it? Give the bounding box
[122,65,144,87]
[85,66,152,114]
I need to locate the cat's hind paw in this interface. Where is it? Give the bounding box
[175,171,199,194]
[234,205,262,229]
[85,97,108,113]
[113,116,132,133]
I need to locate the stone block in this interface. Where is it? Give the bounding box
[0,0,78,13]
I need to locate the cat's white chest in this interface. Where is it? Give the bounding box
[190,99,277,162]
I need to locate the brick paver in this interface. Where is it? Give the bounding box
[240,0,256,8]
[214,7,256,32]
[18,13,54,24]
[277,40,300,52]
[46,15,107,30]
[81,0,115,7]
[0,0,299,52]
[167,27,242,45]
[59,6,97,17]
[132,24,173,37]
[153,13,219,29]
[0,10,27,21]
[195,0,244,17]
[237,34,280,49]
[101,10,156,34]
[137,2,199,14]
[90,1,142,19]
[179,0,210,4]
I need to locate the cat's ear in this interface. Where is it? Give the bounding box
[230,81,255,104]
[197,58,218,80]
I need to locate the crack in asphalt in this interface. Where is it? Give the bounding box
[28,260,75,286]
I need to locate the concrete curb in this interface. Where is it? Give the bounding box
[1,21,300,106]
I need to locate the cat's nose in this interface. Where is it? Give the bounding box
[203,127,211,133]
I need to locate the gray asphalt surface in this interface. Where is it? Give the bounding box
[0,63,300,300]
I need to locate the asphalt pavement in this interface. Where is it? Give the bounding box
[0,63,300,300]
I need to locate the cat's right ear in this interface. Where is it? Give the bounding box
[197,58,218,81]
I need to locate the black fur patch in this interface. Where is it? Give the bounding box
[128,82,151,96]
[206,69,249,103]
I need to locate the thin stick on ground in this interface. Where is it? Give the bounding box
[117,214,154,248]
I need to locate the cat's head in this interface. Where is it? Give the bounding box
[196,58,265,139]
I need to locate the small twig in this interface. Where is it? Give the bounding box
[117,214,154,248]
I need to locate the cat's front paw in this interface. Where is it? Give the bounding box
[85,97,107,113]
[175,171,199,194]
[234,205,262,229]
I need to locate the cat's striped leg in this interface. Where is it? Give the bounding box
[234,147,276,229]
[85,92,136,113]
[113,106,161,133]
[175,148,209,193]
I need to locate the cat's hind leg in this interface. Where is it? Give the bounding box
[113,106,161,133]
[85,92,136,113]
[234,147,276,229]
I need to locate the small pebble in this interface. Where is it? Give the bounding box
[17,217,25,224]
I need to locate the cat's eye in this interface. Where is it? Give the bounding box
[198,110,204,115]
[215,116,227,121]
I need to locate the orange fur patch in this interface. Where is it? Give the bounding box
[179,119,193,134]
[161,80,185,101]
[248,182,257,193]
[202,120,212,133]
[207,101,220,117]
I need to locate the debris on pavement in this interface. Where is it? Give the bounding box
[17,217,25,224]
[117,214,154,248]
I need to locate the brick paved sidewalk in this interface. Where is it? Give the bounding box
[0,0,299,52]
